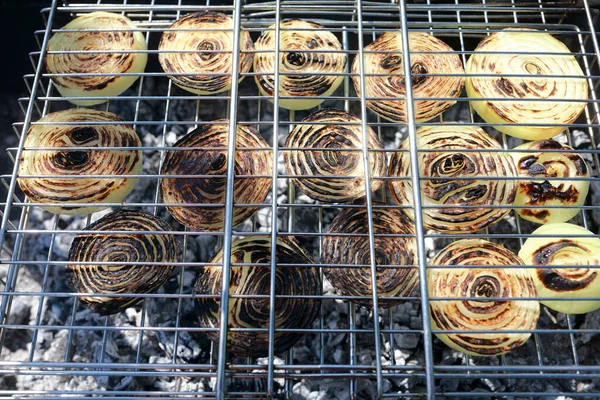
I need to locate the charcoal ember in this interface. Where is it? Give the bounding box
[439,378,460,392]
[410,314,423,330]
[572,129,593,150]
[309,379,355,400]
[354,306,371,328]
[438,347,466,367]
[359,379,392,399]
[3,267,42,352]
[389,302,412,326]
[479,378,504,392]
[578,309,600,349]
[185,236,219,265]
[390,360,427,393]
[536,312,578,366]
[255,197,282,233]
[576,310,600,388]
[439,97,471,123]
[332,347,346,364]
[291,204,319,234]
[292,342,315,364]
[223,374,270,395]
[591,181,600,227]
[11,329,98,391]
[75,310,161,390]
[0,346,28,392]
[256,356,286,389]
[359,349,373,365]
[155,377,209,393]
[4,298,32,352]
[392,324,420,350]
[293,379,315,400]
[0,374,17,391]
[146,277,211,364]
[558,378,579,393]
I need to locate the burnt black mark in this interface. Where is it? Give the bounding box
[533,240,585,265]
[380,55,402,69]
[84,76,117,91]
[523,180,579,205]
[286,51,305,67]
[187,11,229,25]
[486,101,516,123]
[198,41,215,52]
[536,140,563,150]
[442,154,465,172]
[70,127,98,144]
[55,151,90,168]
[410,62,427,87]
[536,247,596,292]
[520,209,550,221]
[527,162,547,176]
[497,77,519,97]
[210,153,227,170]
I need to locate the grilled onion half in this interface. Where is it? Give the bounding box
[158,11,253,95]
[284,109,387,202]
[194,236,320,357]
[511,140,590,224]
[67,210,179,315]
[254,19,346,110]
[46,12,148,106]
[466,29,588,140]
[429,239,539,356]
[160,121,272,232]
[352,32,464,123]
[17,109,142,215]
[519,223,600,314]
[388,125,517,233]
[322,204,418,307]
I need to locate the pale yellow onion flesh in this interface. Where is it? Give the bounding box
[284,109,387,202]
[429,239,540,357]
[17,109,142,215]
[46,12,148,106]
[466,29,588,140]
[352,32,464,123]
[254,19,346,110]
[511,140,589,224]
[388,125,517,233]
[158,11,253,95]
[519,223,600,314]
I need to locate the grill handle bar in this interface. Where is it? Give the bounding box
[215,0,245,397]
[397,0,437,398]
[355,0,384,396]
[266,0,284,395]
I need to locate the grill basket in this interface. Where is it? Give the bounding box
[2,0,600,399]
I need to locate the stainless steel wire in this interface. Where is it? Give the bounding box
[1,0,600,399]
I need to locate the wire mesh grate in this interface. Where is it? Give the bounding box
[1,0,600,399]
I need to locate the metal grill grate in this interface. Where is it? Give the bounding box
[1,0,600,398]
